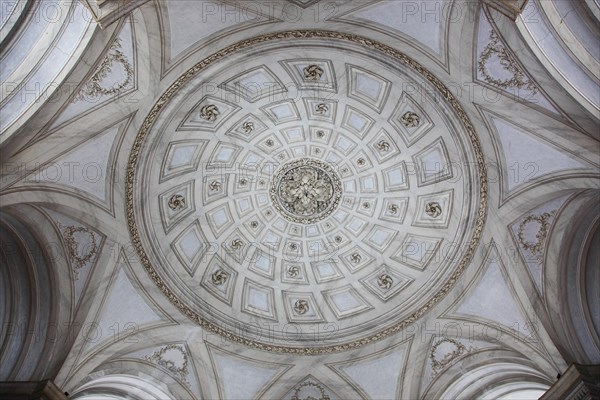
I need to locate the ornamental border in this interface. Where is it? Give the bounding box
[125,30,488,355]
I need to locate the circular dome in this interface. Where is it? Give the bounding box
[126,31,487,353]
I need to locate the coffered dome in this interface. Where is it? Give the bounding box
[127,34,486,350]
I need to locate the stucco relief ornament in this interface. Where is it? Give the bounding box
[376,140,390,152]
[287,265,300,277]
[144,344,190,386]
[478,29,538,93]
[430,338,473,374]
[242,121,254,133]
[168,194,185,210]
[315,103,328,114]
[211,270,228,285]
[401,111,420,127]
[271,158,341,224]
[231,239,243,249]
[199,104,219,121]
[59,223,99,280]
[209,180,221,191]
[74,38,133,102]
[291,381,330,400]
[517,210,556,263]
[303,64,324,80]
[388,204,399,214]
[377,274,393,289]
[425,202,442,218]
[294,300,309,315]
[351,253,362,264]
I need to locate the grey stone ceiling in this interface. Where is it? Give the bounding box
[0,1,598,399]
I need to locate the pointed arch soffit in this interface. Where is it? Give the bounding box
[206,342,293,400]
[474,5,572,123]
[441,242,554,362]
[157,0,283,76]
[331,0,451,71]
[478,106,598,206]
[5,114,134,216]
[326,337,412,400]
[25,16,138,148]
[66,250,177,380]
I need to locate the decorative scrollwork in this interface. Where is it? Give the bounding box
[377,274,393,290]
[478,29,538,93]
[293,300,309,315]
[199,104,219,121]
[265,139,274,147]
[430,338,472,374]
[209,180,222,191]
[168,194,185,210]
[316,130,325,138]
[351,253,362,264]
[242,121,254,133]
[291,381,330,400]
[60,224,99,279]
[144,344,190,386]
[517,211,555,262]
[211,269,228,285]
[401,111,420,128]
[376,140,390,152]
[270,158,342,224]
[303,64,324,81]
[315,103,328,114]
[287,266,300,277]
[388,204,399,214]
[425,202,442,218]
[75,38,133,101]
[356,158,366,166]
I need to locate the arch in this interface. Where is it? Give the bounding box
[0,204,73,381]
[544,189,600,363]
[423,348,552,399]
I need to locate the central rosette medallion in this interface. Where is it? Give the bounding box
[270,158,342,224]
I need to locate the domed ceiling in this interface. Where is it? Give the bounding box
[127,33,486,350]
[1,1,599,399]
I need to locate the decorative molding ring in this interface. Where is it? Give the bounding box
[125,30,488,355]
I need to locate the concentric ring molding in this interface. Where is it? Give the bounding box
[126,30,488,354]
